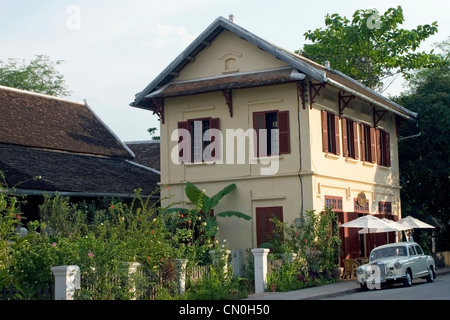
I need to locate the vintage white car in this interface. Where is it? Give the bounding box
[356,242,436,290]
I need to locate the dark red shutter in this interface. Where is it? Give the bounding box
[376,129,382,165]
[384,132,390,167]
[321,110,328,153]
[341,118,348,157]
[360,124,366,161]
[177,121,189,162]
[370,127,376,163]
[278,111,290,154]
[253,112,266,157]
[334,114,340,155]
[353,121,359,160]
[210,118,220,160]
[256,206,283,247]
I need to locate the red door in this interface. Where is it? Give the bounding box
[255,206,283,247]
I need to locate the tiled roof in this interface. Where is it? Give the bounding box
[0,85,159,197]
[0,85,133,158]
[0,144,159,197]
[125,140,161,172]
[131,16,417,121]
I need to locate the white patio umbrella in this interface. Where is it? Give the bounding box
[397,216,435,229]
[340,215,396,251]
[397,216,435,242]
[340,215,394,230]
[358,218,411,234]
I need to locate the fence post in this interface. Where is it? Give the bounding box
[175,259,188,295]
[51,265,80,300]
[251,248,270,294]
[126,262,141,300]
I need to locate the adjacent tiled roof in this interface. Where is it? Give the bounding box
[0,85,133,158]
[0,85,160,198]
[130,16,417,121]
[0,144,159,197]
[125,140,161,172]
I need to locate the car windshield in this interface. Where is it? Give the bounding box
[370,246,407,261]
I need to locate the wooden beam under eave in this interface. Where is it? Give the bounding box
[221,89,233,117]
[373,105,387,128]
[151,98,165,124]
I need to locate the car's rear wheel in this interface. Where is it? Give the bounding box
[403,270,412,287]
[426,267,435,283]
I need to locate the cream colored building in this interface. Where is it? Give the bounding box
[130,17,417,260]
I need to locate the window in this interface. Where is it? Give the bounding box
[415,245,424,255]
[360,124,376,163]
[378,201,392,215]
[341,118,358,159]
[177,117,220,163]
[376,129,391,167]
[325,196,343,212]
[321,110,340,155]
[253,110,290,156]
[354,198,369,213]
[255,206,283,247]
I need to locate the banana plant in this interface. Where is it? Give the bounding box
[165,182,251,236]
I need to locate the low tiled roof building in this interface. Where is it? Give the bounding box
[0,85,160,220]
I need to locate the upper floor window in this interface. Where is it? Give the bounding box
[325,196,343,212]
[321,110,340,155]
[360,124,376,163]
[177,117,220,163]
[253,110,290,156]
[378,201,392,215]
[376,129,391,167]
[354,198,369,213]
[342,118,359,159]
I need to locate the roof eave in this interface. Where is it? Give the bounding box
[130,16,325,109]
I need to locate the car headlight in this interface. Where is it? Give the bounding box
[357,267,364,275]
[394,261,402,269]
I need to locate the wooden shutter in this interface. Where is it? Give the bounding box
[321,110,328,153]
[360,124,366,161]
[256,206,283,247]
[334,114,340,155]
[376,129,382,165]
[382,132,391,167]
[384,131,390,167]
[253,112,266,157]
[177,121,189,162]
[370,127,376,163]
[210,118,220,159]
[353,121,359,160]
[341,118,348,157]
[278,111,290,154]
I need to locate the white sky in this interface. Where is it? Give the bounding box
[1,0,449,142]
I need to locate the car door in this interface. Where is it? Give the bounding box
[407,245,420,277]
[413,244,428,277]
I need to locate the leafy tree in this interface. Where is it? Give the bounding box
[299,6,443,91]
[395,39,450,250]
[147,127,160,140]
[0,54,70,96]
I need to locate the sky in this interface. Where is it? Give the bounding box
[1,0,449,142]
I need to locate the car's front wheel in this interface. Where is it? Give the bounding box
[360,283,368,291]
[426,267,435,283]
[403,270,412,287]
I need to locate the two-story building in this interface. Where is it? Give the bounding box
[130,16,417,261]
